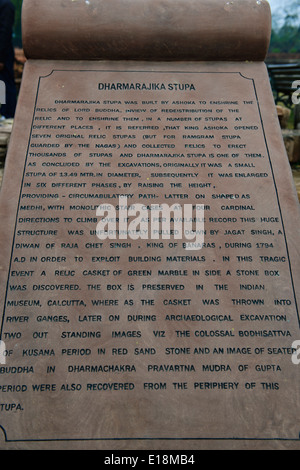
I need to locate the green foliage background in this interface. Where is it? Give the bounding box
[270,0,300,54]
[11,0,23,47]
[9,0,300,54]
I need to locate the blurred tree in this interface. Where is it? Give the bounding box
[269,0,300,53]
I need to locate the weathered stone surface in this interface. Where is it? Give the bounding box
[0,60,299,450]
[22,0,271,61]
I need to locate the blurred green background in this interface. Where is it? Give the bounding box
[11,0,22,48]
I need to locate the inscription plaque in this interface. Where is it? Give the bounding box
[0,0,299,451]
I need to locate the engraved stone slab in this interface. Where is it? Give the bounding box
[0,60,299,450]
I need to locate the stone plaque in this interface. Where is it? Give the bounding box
[0,0,299,451]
